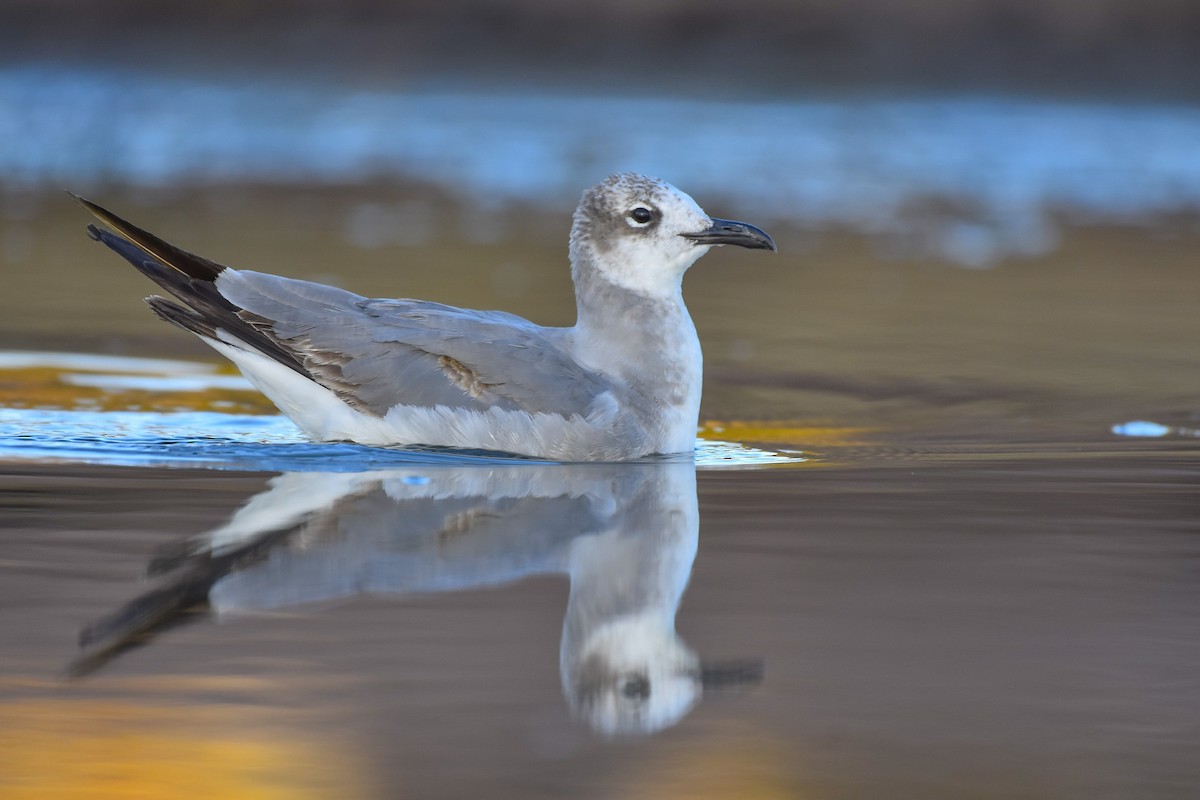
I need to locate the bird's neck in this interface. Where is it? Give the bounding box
[571,272,702,397]
[560,462,700,665]
[569,267,703,455]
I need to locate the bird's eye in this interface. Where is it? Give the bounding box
[620,674,651,700]
[628,207,655,225]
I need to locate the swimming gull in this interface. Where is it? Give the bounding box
[76,173,775,460]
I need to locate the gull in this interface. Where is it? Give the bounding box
[73,460,762,733]
[76,174,775,461]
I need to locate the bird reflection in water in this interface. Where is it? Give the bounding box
[73,460,762,735]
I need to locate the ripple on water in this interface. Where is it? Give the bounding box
[0,408,801,471]
[0,352,802,469]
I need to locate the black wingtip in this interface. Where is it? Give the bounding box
[72,194,103,242]
[69,191,105,220]
[75,194,228,283]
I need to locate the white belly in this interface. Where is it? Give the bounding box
[206,339,662,461]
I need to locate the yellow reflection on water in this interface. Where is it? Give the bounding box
[0,358,273,414]
[0,698,362,800]
[698,420,871,447]
[0,352,875,454]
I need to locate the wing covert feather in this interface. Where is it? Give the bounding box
[217,271,615,417]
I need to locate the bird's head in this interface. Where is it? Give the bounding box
[569,173,776,299]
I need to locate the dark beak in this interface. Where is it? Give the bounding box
[697,658,765,690]
[681,218,777,252]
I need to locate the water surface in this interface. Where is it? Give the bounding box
[2,436,1197,798]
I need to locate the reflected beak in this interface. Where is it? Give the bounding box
[696,658,766,690]
[681,218,777,252]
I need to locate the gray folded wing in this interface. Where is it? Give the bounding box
[216,270,616,417]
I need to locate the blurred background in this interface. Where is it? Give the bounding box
[2,0,1199,434]
[3,5,1200,799]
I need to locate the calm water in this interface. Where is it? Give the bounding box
[2,66,1200,798]
[0,349,1198,799]
[3,215,1200,798]
[2,433,1198,798]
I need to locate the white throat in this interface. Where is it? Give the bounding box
[590,241,710,300]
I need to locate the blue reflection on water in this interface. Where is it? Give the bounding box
[5,65,1200,264]
[0,408,795,471]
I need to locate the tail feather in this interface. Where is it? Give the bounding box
[73,193,225,281]
[146,295,219,339]
[77,194,308,376]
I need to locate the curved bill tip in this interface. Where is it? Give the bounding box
[682,217,777,252]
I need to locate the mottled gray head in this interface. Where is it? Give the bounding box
[565,615,703,736]
[564,615,767,736]
[569,173,776,299]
